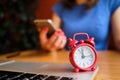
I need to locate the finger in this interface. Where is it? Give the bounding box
[56,29,65,35]
[48,32,58,45]
[53,29,66,49]
[54,36,62,47]
[45,29,66,51]
[59,36,67,49]
[39,27,48,44]
[54,35,66,49]
[44,32,58,50]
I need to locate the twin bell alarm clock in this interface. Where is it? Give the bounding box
[68,33,98,72]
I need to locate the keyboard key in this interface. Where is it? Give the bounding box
[12,73,37,80]
[0,70,22,76]
[32,74,48,80]
[0,70,75,80]
[0,70,24,80]
[0,75,8,79]
[45,76,60,80]
[60,77,74,80]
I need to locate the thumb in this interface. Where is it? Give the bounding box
[39,27,48,43]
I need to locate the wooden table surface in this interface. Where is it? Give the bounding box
[0,50,120,80]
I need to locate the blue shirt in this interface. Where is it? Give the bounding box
[53,0,120,50]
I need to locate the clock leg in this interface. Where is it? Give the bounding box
[74,68,79,72]
[91,66,96,71]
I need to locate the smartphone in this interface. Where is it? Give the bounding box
[34,19,56,37]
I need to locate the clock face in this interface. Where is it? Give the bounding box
[74,46,95,68]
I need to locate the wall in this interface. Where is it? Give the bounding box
[35,0,58,19]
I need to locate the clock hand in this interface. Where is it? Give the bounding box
[81,49,85,59]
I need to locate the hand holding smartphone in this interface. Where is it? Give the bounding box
[34,19,67,51]
[34,19,56,37]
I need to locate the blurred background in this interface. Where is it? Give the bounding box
[0,0,58,54]
[0,0,115,54]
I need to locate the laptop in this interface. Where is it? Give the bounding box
[0,60,99,80]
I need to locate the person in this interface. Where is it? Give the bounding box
[38,0,120,51]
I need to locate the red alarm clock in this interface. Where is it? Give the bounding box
[68,33,98,72]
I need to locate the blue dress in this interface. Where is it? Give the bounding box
[53,0,120,50]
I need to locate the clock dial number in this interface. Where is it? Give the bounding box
[74,46,95,68]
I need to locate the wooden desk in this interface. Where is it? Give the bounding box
[0,50,120,80]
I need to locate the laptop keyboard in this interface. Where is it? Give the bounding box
[0,70,76,80]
